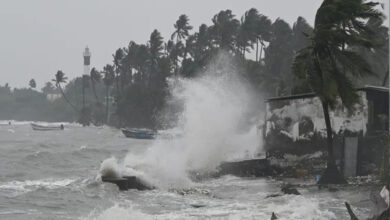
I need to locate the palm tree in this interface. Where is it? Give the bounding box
[90,67,101,103]
[171,15,192,75]
[237,8,260,58]
[192,24,212,68]
[166,40,184,76]
[103,64,115,123]
[171,14,193,44]
[80,74,91,126]
[113,48,125,95]
[210,10,239,51]
[254,13,272,62]
[293,0,383,184]
[52,70,78,112]
[149,29,164,79]
[29,79,36,89]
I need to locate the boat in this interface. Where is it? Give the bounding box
[121,128,156,139]
[31,123,64,131]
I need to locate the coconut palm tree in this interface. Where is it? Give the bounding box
[237,8,260,57]
[113,48,125,95]
[149,29,164,78]
[29,79,36,89]
[171,14,193,44]
[293,0,384,184]
[52,70,78,112]
[255,14,272,62]
[210,10,239,51]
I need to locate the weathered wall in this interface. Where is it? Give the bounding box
[264,91,368,155]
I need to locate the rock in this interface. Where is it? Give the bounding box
[281,184,301,195]
[101,176,153,191]
[271,212,278,220]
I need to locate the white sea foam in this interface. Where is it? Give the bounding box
[99,157,122,178]
[88,195,337,220]
[0,178,76,196]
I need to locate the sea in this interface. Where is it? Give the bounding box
[0,121,380,220]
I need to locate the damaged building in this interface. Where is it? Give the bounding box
[264,86,389,176]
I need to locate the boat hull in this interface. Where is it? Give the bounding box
[31,123,63,131]
[121,129,155,139]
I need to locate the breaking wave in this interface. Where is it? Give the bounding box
[100,53,263,189]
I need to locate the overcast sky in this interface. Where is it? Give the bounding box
[0,0,388,89]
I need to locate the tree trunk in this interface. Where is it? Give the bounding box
[256,38,259,62]
[91,80,99,103]
[322,100,334,159]
[115,73,120,98]
[259,43,264,62]
[82,78,86,111]
[381,68,389,87]
[58,84,78,112]
[318,100,347,184]
[105,87,109,124]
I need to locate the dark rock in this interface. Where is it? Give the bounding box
[102,176,153,191]
[217,159,278,177]
[281,184,301,195]
[271,212,278,220]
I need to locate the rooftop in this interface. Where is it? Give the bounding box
[266,85,389,102]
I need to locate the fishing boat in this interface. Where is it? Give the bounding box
[121,128,156,139]
[31,123,64,131]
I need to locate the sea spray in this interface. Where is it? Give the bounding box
[99,157,122,178]
[119,53,264,188]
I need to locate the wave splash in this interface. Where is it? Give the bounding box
[100,53,263,189]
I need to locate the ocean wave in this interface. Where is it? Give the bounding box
[0,178,77,196]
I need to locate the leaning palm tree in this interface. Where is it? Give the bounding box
[293,0,384,184]
[171,14,193,44]
[52,70,78,112]
[209,10,240,51]
[90,67,101,103]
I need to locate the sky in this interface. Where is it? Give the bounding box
[0,0,388,89]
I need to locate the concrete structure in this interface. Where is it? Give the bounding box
[46,93,61,102]
[264,86,389,176]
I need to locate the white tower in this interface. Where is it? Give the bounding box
[83,46,91,75]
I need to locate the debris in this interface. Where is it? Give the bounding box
[190,204,206,208]
[265,193,282,198]
[345,202,359,220]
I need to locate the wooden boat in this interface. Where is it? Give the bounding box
[31,123,64,131]
[121,128,155,139]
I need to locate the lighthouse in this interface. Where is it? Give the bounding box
[83,46,91,75]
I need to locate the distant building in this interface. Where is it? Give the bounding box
[46,93,61,102]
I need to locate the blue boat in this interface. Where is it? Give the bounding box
[121,128,156,139]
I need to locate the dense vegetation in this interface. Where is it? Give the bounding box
[0,6,388,129]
